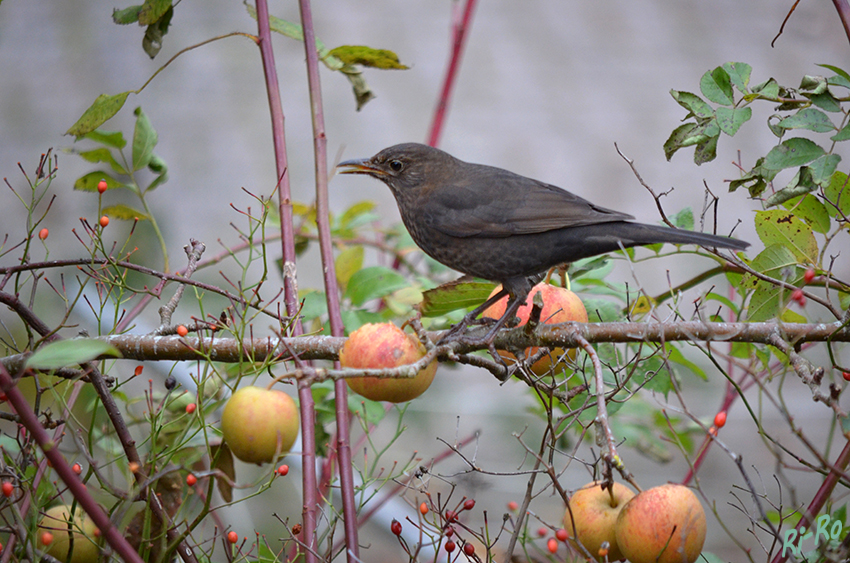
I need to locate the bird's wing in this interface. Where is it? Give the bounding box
[418,166,634,238]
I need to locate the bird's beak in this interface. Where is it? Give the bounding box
[337,158,387,177]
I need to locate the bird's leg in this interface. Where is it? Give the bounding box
[479,293,524,344]
[436,287,511,344]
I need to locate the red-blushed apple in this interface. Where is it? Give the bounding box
[38,504,100,563]
[615,483,706,563]
[563,481,635,561]
[221,386,300,464]
[340,323,437,403]
[482,282,588,375]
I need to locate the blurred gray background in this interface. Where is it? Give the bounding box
[2,1,849,561]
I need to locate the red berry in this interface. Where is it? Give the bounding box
[72,463,82,475]
[419,502,429,515]
[277,465,289,476]
[1,481,13,497]
[445,510,457,522]
[598,544,609,558]
[41,532,54,546]
[555,528,568,542]
[547,538,558,553]
[176,325,188,337]
[97,179,108,194]
[463,498,475,511]
[445,527,454,538]
[445,540,456,553]
[714,411,727,428]
[507,501,519,511]
[537,526,547,537]
[844,372,850,382]
[186,474,197,486]
[38,228,49,240]
[227,530,238,544]
[791,288,806,306]
[99,216,109,228]
[186,403,197,414]
[134,365,144,376]
[463,543,475,556]
[391,519,402,536]
[804,269,816,284]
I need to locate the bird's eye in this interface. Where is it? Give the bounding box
[388,160,403,172]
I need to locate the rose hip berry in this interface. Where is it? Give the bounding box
[391,520,402,536]
[804,269,816,284]
[843,372,850,382]
[1,481,13,497]
[791,288,806,306]
[507,501,519,511]
[556,528,568,542]
[227,531,238,544]
[72,463,82,475]
[445,540,456,553]
[176,325,188,337]
[463,498,475,511]
[38,228,49,240]
[97,179,108,194]
[186,474,198,486]
[537,527,547,537]
[277,464,290,476]
[419,502,429,515]
[547,538,558,553]
[99,216,109,228]
[41,532,54,546]
[463,543,475,556]
[714,411,727,428]
[445,510,457,522]
[186,403,197,414]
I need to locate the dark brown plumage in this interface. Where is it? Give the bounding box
[338,143,748,336]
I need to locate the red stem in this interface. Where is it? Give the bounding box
[426,0,478,148]
[296,0,360,559]
[253,0,318,560]
[832,0,850,44]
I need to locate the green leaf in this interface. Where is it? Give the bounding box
[693,134,718,165]
[669,207,694,231]
[27,339,120,370]
[809,92,841,112]
[73,172,123,192]
[147,154,167,174]
[347,395,387,425]
[722,62,752,92]
[66,93,130,137]
[582,298,623,323]
[754,209,818,263]
[763,167,817,207]
[77,148,126,175]
[763,138,825,171]
[751,77,781,99]
[824,171,850,218]
[700,67,734,105]
[831,122,850,141]
[102,204,150,221]
[142,6,172,58]
[741,244,801,321]
[345,266,409,306]
[420,281,496,317]
[818,63,850,85]
[783,194,830,234]
[669,90,714,119]
[145,172,168,192]
[113,5,142,24]
[666,346,707,380]
[664,123,699,161]
[339,201,377,229]
[777,108,835,133]
[809,154,841,186]
[729,157,776,196]
[335,245,364,288]
[132,107,158,171]
[715,106,751,136]
[138,0,171,25]
[327,46,409,70]
[81,129,127,149]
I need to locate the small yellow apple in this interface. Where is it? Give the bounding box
[221,386,300,464]
[563,480,634,561]
[38,504,100,563]
[340,323,437,403]
[482,282,588,375]
[615,483,707,563]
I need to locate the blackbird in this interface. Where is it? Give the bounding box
[338,143,749,337]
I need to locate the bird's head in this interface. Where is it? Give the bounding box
[337,143,455,196]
